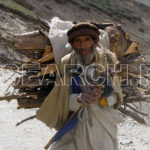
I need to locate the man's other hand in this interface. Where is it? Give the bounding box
[77,86,102,105]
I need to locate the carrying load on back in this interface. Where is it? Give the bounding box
[0,17,149,149]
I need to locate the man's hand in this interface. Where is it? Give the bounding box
[77,86,102,105]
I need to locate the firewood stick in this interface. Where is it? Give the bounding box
[27,46,54,64]
[16,115,36,126]
[28,52,54,63]
[123,41,139,56]
[119,56,144,65]
[43,46,52,57]
[4,82,14,97]
[0,95,18,101]
[14,31,40,38]
[118,107,146,124]
[0,95,38,101]
[14,34,49,50]
[3,72,15,83]
[36,64,56,77]
[125,104,148,116]
[125,94,150,103]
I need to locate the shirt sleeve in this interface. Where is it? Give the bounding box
[107,94,117,107]
[69,94,82,111]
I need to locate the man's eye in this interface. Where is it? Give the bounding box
[85,38,90,41]
[75,39,80,43]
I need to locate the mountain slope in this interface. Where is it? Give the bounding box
[0,0,150,57]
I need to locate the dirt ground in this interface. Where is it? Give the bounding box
[0,71,150,150]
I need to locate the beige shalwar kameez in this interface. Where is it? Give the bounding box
[36,47,123,150]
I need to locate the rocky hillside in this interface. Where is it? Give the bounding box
[0,0,150,58]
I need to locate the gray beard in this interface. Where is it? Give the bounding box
[74,45,96,65]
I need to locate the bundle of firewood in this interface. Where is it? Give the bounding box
[12,20,56,109]
[1,18,150,124]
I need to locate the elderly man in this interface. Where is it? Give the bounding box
[36,22,123,150]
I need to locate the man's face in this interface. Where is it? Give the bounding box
[71,35,98,65]
[72,35,95,55]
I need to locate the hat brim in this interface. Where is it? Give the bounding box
[68,28,100,43]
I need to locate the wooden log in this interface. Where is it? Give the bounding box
[13,75,55,90]
[118,107,146,124]
[36,64,57,77]
[117,56,145,78]
[124,96,150,103]
[20,91,51,95]
[0,95,18,101]
[122,87,150,96]
[104,25,131,58]
[122,87,136,95]
[13,31,50,50]
[137,88,150,93]
[16,115,36,126]
[14,30,40,38]
[0,94,38,101]
[119,55,144,65]
[13,78,50,89]
[125,104,148,116]
[17,97,44,109]
[43,46,53,56]
[128,73,141,79]
[27,52,54,63]
[123,41,139,56]
[21,63,49,70]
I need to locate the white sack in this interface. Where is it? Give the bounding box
[48,17,73,64]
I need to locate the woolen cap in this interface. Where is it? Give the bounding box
[67,22,100,43]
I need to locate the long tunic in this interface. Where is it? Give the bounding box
[50,60,123,150]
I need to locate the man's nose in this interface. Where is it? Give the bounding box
[80,41,86,49]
